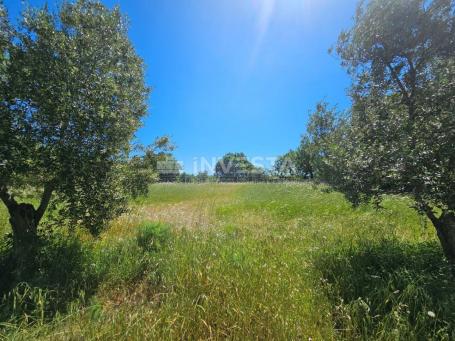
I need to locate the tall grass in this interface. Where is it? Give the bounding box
[316,240,454,340]
[0,183,453,340]
[0,203,9,236]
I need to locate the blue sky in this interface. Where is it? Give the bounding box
[5,0,358,173]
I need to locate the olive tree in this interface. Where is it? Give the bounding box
[289,102,345,181]
[0,0,9,73]
[0,0,148,245]
[331,0,455,264]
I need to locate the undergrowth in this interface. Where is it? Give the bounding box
[0,222,169,332]
[315,239,455,340]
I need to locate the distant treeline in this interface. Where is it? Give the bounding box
[164,152,313,183]
[176,172,309,184]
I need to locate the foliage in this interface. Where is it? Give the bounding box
[331,0,455,204]
[294,137,315,179]
[0,0,11,80]
[215,152,265,182]
[136,222,170,253]
[323,0,455,263]
[273,150,300,179]
[120,137,176,198]
[278,0,455,264]
[276,102,345,181]
[195,171,209,182]
[178,171,212,183]
[157,155,181,182]
[120,156,158,199]
[0,230,94,323]
[178,172,195,183]
[0,0,148,239]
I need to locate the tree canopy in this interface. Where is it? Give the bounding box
[215,153,265,182]
[324,0,455,265]
[273,151,299,179]
[275,102,343,181]
[0,0,148,241]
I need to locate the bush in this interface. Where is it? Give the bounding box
[136,222,170,253]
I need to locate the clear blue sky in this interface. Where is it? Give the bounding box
[5,0,358,173]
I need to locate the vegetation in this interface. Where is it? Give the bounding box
[156,155,182,182]
[121,136,177,198]
[280,0,455,266]
[276,102,342,181]
[215,152,265,182]
[273,150,303,179]
[179,171,215,183]
[0,183,454,339]
[0,0,454,339]
[0,0,148,245]
[328,0,455,267]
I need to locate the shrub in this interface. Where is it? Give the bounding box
[136,222,170,253]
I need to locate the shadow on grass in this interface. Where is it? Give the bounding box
[0,222,170,326]
[315,240,455,340]
[0,231,98,325]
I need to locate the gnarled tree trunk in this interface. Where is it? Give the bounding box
[0,184,53,246]
[426,209,455,269]
[8,202,39,243]
[434,212,455,266]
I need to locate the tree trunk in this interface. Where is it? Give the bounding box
[0,184,54,247]
[9,203,39,244]
[426,209,455,269]
[434,212,455,266]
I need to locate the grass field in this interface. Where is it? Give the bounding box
[1,183,454,340]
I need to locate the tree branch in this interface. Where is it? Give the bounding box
[422,205,441,230]
[0,185,17,211]
[35,182,54,223]
[386,63,411,103]
[404,54,417,98]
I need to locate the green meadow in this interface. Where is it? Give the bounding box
[1,183,454,340]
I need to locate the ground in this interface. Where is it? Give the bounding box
[1,183,454,340]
